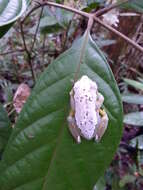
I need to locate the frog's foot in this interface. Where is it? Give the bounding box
[67,114,81,144]
[95,109,108,142]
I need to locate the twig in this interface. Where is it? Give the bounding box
[0,49,25,56]
[74,15,94,83]
[22,1,143,59]
[123,63,143,78]
[41,34,46,71]
[31,6,44,51]
[95,0,129,17]
[62,14,75,52]
[22,3,43,23]
[41,1,143,53]
[39,1,90,18]
[94,16,143,53]
[20,22,36,83]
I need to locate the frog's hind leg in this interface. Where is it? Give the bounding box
[95,110,108,142]
[67,113,81,144]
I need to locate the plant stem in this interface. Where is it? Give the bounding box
[40,1,90,18]
[62,14,75,52]
[0,49,25,56]
[31,6,44,51]
[20,22,36,83]
[74,15,94,83]
[95,0,129,17]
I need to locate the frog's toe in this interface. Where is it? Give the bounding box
[77,136,81,144]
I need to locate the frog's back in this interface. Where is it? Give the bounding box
[73,76,98,140]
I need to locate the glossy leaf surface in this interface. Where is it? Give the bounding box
[0,31,123,190]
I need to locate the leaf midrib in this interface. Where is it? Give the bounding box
[42,121,66,190]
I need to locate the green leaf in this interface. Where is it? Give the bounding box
[124,78,143,91]
[123,0,143,13]
[40,16,63,34]
[122,93,143,104]
[0,103,11,152]
[94,176,106,190]
[137,77,143,83]
[55,8,73,27]
[0,0,30,38]
[0,31,123,190]
[124,112,143,126]
[40,7,73,34]
[119,174,136,188]
[130,135,143,150]
[83,2,100,12]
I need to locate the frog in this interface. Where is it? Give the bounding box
[67,75,109,144]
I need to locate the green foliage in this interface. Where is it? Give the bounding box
[123,78,143,126]
[94,176,106,190]
[0,31,123,190]
[0,103,11,153]
[40,15,64,34]
[119,174,136,188]
[123,0,143,13]
[130,135,143,150]
[124,78,143,91]
[122,93,143,104]
[40,7,73,34]
[0,0,30,38]
[83,1,101,12]
[124,112,143,126]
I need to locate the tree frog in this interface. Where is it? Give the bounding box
[67,75,108,143]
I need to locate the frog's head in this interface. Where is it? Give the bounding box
[74,75,98,93]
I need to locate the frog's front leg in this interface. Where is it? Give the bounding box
[95,109,108,142]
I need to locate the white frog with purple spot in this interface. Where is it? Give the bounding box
[67,75,108,143]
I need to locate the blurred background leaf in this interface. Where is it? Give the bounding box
[122,94,143,104]
[119,174,136,188]
[124,112,143,126]
[40,7,73,35]
[123,78,143,91]
[0,0,30,38]
[123,0,143,13]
